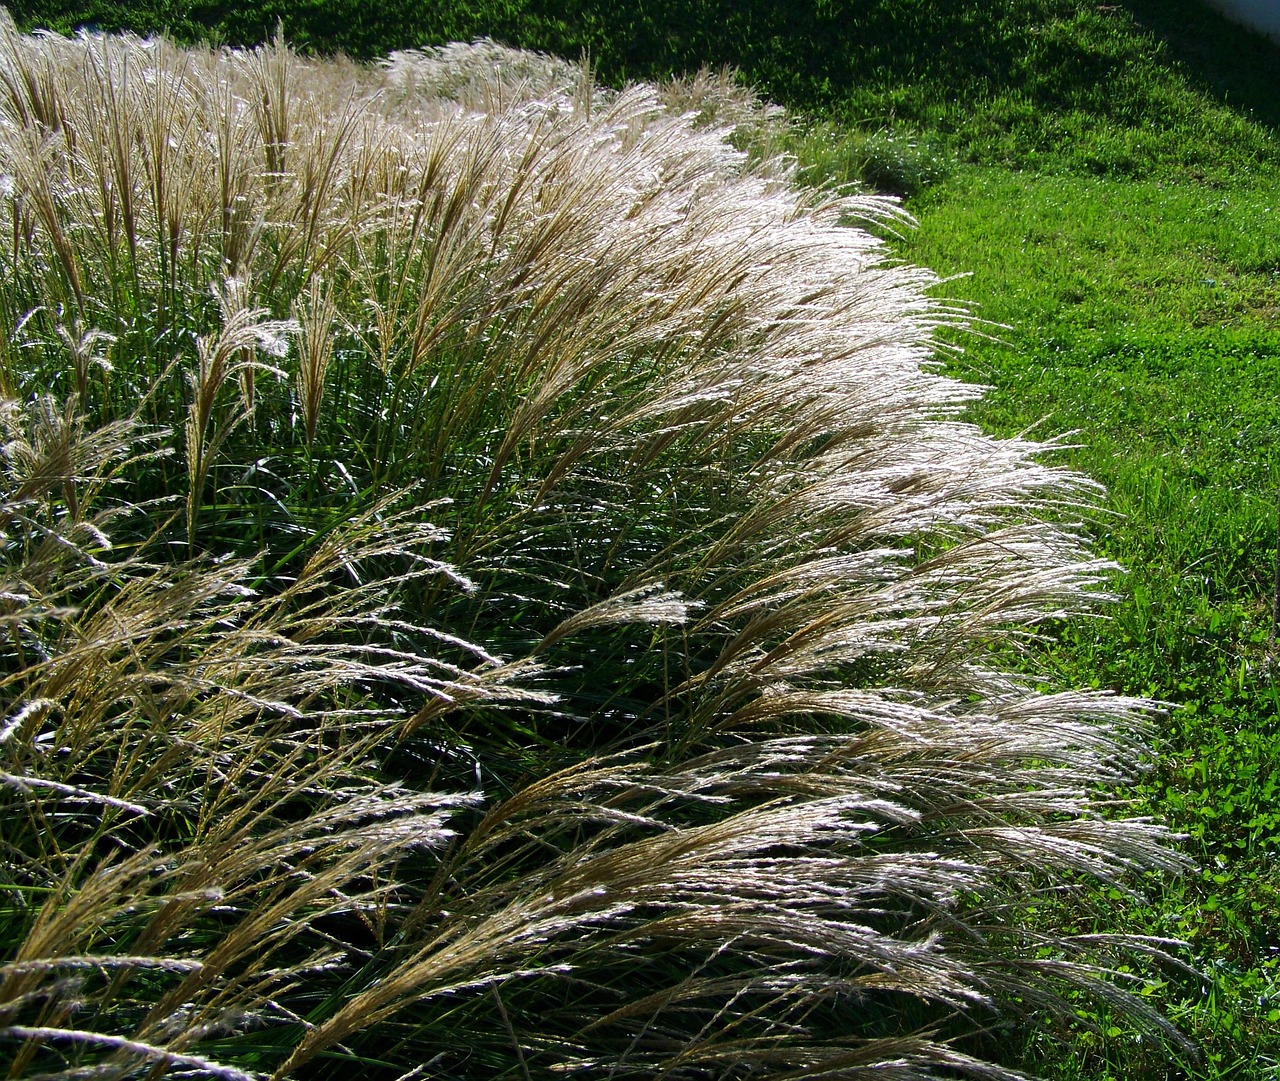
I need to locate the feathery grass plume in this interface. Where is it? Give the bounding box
[382,38,591,114]
[292,274,336,447]
[0,395,539,1080]
[0,18,1188,1079]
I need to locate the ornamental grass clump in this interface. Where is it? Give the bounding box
[0,18,1186,1079]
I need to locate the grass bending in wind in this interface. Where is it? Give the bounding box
[0,22,1186,1079]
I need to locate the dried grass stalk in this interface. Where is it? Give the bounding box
[0,21,1187,1080]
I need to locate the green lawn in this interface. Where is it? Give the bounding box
[790,8,1280,1072]
[890,163,1280,1081]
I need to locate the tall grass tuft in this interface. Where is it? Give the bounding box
[0,18,1186,1079]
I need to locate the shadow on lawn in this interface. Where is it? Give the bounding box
[1121,0,1280,132]
[13,1,1280,136]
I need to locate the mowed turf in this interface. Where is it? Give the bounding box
[865,42,1280,1081]
[891,165,1280,1077]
